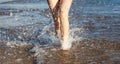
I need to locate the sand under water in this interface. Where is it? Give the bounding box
[1,39,120,64]
[43,39,120,64]
[0,0,120,64]
[0,44,35,64]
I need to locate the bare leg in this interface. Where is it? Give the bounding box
[47,0,61,38]
[59,0,72,50]
[47,0,73,50]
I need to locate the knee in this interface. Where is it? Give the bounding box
[59,10,68,18]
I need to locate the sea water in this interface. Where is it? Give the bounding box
[0,0,120,64]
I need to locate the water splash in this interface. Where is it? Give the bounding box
[0,0,120,64]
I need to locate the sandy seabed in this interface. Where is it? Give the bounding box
[0,44,35,64]
[0,39,120,64]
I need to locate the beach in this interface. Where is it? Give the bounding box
[0,0,120,64]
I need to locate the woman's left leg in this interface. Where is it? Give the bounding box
[59,0,72,50]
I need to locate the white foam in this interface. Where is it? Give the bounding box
[6,41,31,47]
[69,28,85,41]
[61,40,72,50]
[30,44,48,64]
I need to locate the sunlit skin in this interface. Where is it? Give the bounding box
[47,0,72,50]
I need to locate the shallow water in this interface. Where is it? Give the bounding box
[42,39,120,64]
[0,0,120,64]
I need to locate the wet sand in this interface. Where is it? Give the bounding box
[43,39,120,64]
[0,45,35,64]
[0,39,120,64]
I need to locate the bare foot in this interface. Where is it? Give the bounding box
[61,39,72,50]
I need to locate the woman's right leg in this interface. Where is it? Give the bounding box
[47,0,61,38]
[47,0,58,10]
